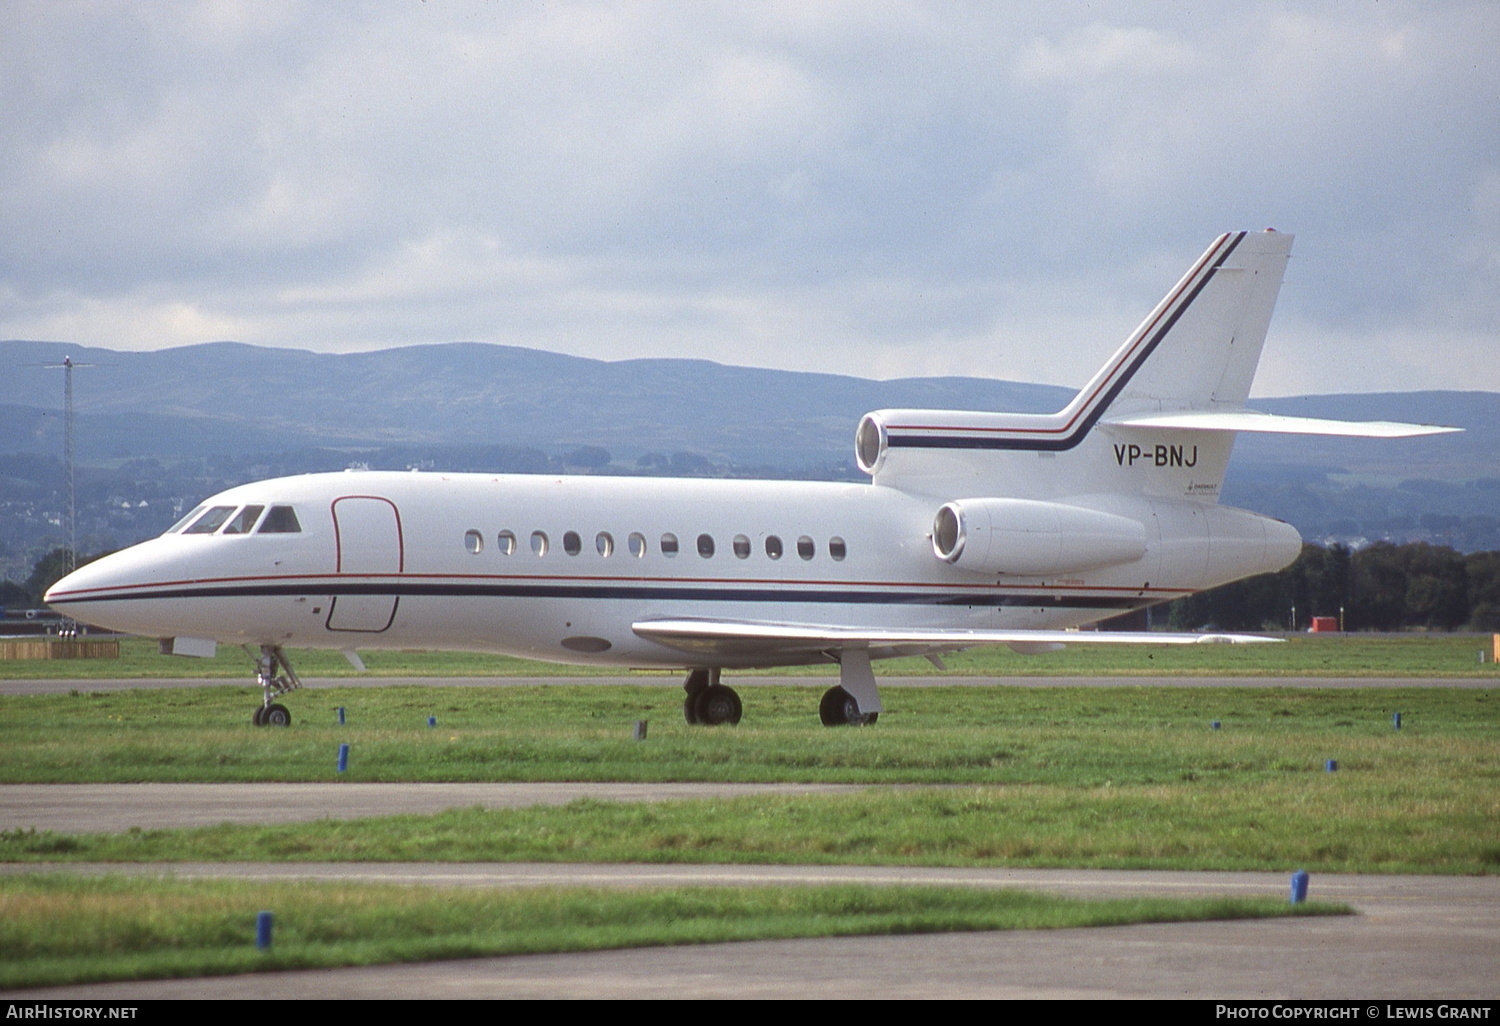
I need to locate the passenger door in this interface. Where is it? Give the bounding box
[326,495,404,633]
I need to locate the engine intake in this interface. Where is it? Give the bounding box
[933,498,1147,576]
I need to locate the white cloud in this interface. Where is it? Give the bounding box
[1013,23,1201,84]
[0,0,1495,397]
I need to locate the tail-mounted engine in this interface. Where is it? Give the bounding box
[932,497,1147,576]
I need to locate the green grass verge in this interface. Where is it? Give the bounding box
[2,681,1488,876]
[0,875,1346,990]
[4,633,1498,679]
[2,684,1493,874]
[3,778,1494,874]
[1,683,1491,786]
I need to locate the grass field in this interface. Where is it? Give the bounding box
[1,636,1491,987]
[1,682,1494,874]
[4,633,1498,679]
[3,681,1493,785]
[0,875,1343,990]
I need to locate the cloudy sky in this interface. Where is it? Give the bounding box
[2,1,1496,396]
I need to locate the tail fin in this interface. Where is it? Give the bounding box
[856,230,1455,497]
[1083,229,1292,417]
[857,231,1293,491]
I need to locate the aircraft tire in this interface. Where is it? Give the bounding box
[252,706,267,727]
[683,693,702,725]
[263,703,292,727]
[693,684,742,726]
[819,686,875,727]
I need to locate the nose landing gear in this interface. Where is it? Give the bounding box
[251,645,302,727]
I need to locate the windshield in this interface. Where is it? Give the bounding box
[221,505,265,534]
[170,504,302,536]
[181,506,236,534]
[165,505,206,534]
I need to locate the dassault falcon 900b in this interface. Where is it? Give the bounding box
[46,231,1457,727]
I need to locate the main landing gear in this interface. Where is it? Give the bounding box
[682,668,743,726]
[251,644,303,727]
[819,685,878,726]
[680,655,884,727]
[821,648,882,726]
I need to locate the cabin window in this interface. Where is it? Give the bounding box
[697,533,715,558]
[829,537,847,561]
[464,529,484,554]
[628,532,647,557]
[531,531,549,556]
[765,535,783,560]
[732,534,751,559]
[596,532,614,557]
[660,533,679,558]
[183,506,236,534]
[497,530,516,555]
[563,531,582,556]
[167,505,206,534]
[797,535,815,560]
[257,506,301,534]
[222,505,265,535]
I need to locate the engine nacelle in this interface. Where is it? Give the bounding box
[932,497,1148,576]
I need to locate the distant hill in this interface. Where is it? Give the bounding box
[0,339,1495,570]
[0,340,1068,466]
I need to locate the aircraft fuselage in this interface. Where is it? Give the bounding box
[48,469,1299,668]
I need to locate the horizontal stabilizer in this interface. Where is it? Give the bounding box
[634,617,1278,659]
[1102,410,1462,438]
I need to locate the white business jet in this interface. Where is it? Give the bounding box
[45,231,1457,727]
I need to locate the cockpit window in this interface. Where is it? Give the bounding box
[166,505,207,534]
[256,506,302,534]
[221,505,265,535]
[182,506,236,534]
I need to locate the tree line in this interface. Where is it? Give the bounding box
[1166,542,1500,632]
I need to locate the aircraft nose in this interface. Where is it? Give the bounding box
[44,564,88,607]
[44,555,119,608]
[44,563,106,629]
[42,541,176,634]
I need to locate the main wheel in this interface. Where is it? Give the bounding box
[252,706,267,726]
[819,686,876,726]
[693,684,742,726]
[262,703,292,727]
[682,668,717,724]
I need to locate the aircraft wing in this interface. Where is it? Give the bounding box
[1102,410,1461,438]
[632,617,1279,659]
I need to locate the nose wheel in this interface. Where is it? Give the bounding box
[252,703,292,727]
[252,645,302,727]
